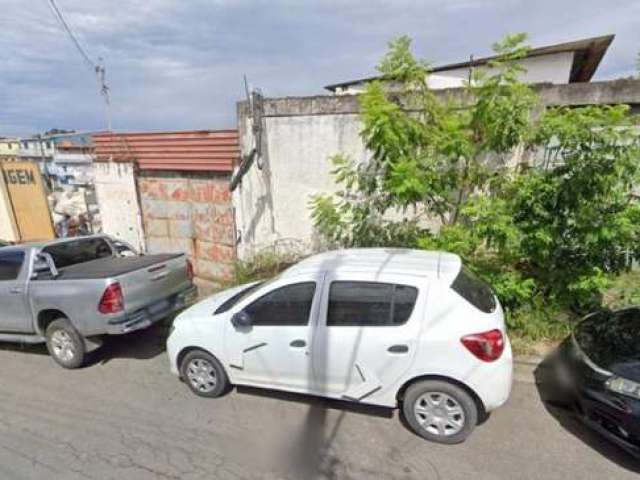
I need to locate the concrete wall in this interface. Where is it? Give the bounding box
[138,171,235,295]
[234,79,640,260]
[95,162,146,252]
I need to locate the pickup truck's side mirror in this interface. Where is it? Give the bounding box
[32,252,59,279]
[231,311,252,329]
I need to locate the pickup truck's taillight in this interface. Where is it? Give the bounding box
[186,259,195,282]
[98,282,124,314]
[461,329,504,362]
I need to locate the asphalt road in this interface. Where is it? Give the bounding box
[0,323,638,480]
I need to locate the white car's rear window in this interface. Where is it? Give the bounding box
[451,267,496,313]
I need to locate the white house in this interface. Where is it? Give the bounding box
[325,35,614,94]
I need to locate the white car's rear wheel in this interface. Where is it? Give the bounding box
[402,380,478,444]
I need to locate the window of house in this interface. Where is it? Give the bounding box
[0,252,25,281]
[327,281,419,327]
[244,282,316,326]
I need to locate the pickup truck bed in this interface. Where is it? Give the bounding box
[46,254,183,280]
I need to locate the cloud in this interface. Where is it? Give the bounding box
[0,0,637,136]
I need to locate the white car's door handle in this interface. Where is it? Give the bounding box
[9,287,23,294]
[388,344,409,354]
[289,339,306,348]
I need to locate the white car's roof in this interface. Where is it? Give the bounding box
[283,248,461,283]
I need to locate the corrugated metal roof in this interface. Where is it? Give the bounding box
[93,130,238,173]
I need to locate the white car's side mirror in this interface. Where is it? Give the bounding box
[231,311,252,329]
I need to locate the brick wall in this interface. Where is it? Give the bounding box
[138,171,235,295]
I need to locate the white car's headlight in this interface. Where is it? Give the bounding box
[606,376,640,400]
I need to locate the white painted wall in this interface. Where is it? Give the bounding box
[234,114,368,259]
[336,51,575,94]
[94,162,146,252]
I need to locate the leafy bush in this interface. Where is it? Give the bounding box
[231,250,301,285]
[603,269,640,310]
[311,33,640,335]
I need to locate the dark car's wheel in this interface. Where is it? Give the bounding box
[402,380,478,444]
[45,319,86,369]
[180,350,230,398]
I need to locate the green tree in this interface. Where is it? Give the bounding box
[311,34,640,326]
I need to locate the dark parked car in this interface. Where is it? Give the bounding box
[554,308,640,458]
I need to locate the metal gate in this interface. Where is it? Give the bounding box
[94,162,146,252]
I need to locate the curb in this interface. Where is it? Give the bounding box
[514,355,544,367]
[513,355,545,385]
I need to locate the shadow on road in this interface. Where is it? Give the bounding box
[0,341,48,357]
[534,348,640,474]
[87,319,172,367]
[236,385,394,419]
[0,318,173,367]
[236,385,393,479]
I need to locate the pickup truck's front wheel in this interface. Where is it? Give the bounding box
[45,319,86,369]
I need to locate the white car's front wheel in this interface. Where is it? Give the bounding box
[180,350,230,398]
[402,380,478,444]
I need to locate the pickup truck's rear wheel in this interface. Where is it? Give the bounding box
[45,319,86,369]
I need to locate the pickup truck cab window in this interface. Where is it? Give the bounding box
[0,251,25,281]
[43,237,113,268]
[244,282,316,326]
[327,281,418,327]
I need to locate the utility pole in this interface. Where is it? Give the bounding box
[95,57,111,131]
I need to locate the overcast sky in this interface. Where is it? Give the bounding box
[0,0,638,136]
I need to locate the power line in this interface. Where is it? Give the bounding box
[45,0,112,130]
[46,0,95,69]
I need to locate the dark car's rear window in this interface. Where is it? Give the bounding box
[575,309,640,367]
[451,267,496,314]
[43,238,113,269]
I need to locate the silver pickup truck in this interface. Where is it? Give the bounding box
[0,235,197,368]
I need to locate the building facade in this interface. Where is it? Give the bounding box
[326,35,614,94]
[94,130,239,295]
[0,138,20,161]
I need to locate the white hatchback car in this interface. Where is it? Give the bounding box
[167,248,513,443]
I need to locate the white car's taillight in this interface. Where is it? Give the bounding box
[461,329,505,362]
